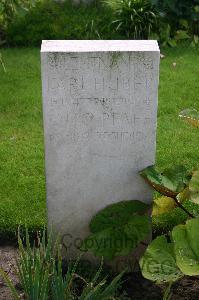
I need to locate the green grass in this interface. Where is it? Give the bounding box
[156,46,199,170]
[0,46,199,242]
[0,48,46,242]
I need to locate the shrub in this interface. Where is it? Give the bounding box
[151,0,199,46]
[0,0,31,44]
[104,0,158,39]
[151,0,199,28]
[6,0,120,47]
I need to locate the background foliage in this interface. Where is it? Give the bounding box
[0,0,198,46]
[4,0,120,46]
[104,0,158,39]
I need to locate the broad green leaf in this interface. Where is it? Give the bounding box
[124,215,151,247]
[90,200,149,233]
[172,218,199,276]
[189,169,199,204]
[81,200,150,259]
[152,196,176,216]
[82,227,135,259]
[179,108,199,128]
[140,236,183,283]
[140,165,189,197]
[163,165,191,190]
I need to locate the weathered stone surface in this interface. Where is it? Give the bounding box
[41,40,160,258]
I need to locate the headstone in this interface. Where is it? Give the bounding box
[41,40,160,260]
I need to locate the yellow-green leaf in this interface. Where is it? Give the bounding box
[152,196,176,216]
[172,218,199,276]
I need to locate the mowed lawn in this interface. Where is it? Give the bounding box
[0,46,199,242]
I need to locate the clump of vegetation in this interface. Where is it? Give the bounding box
[5,0,119,46]
[151,0,199,47]
[81,107,199,299]
[1,0,198,46]
[0,0,32,44]
[0,229,123,299]
[140,218,199,299]
[104,0,158,39]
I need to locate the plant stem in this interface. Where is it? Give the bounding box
[163,281,173,300]
[140,241,148,247]
[173,197,194,218]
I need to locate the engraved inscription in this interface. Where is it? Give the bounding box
[45,52,156,158]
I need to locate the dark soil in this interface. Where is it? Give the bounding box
[121,271,199,300]
[0,246,19,300]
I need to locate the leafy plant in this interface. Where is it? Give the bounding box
[150,0,199,46]
[140,107,199,297]
[17,229,56,299]
[140,165,190,198]
[104,0,158,39]
[150,0,199,30]
[6,0,118,46]
[140,235,183,283]
[140,164,196,218]
[140,218,199,282]
[154,22,177,47]
[0,0,33,51]
[152,196,177,216]
[140,106,199,216]
[0,229,123,299]
[0,0,31,30]
[52,256,124,300]
[0,229,54,300]
[140,164,199,218]
[81,200,150,260]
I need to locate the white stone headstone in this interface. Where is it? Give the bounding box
[41,40,160,258]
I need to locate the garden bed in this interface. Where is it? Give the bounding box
[0,246,199,300]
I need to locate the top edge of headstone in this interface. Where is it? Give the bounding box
[41,40,160,53]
